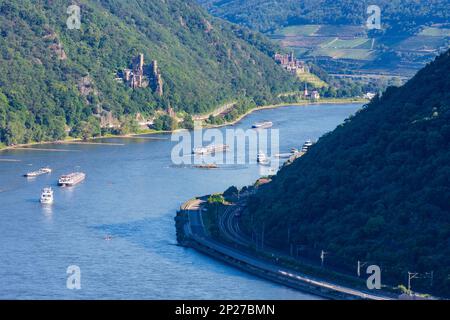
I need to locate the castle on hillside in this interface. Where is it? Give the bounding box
[123,53,147,89]
[274,52,307,74]
[121,54,163,96]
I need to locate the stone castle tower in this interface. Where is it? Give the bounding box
[131,53,145,89]
[152,60,163,97]
[122,54,163,96]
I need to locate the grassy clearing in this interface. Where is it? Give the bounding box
[291,47,310,56]
[419,27,450,37]
[321,37,371,49]
[317,24,366,37]
[313,48,375,60]
[395,35,447,50]
[275,24,321,36]
[296,70,328,88]
[355,38,375,49]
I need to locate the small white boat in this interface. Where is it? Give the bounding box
[58,172,86,187]
[257,152,270,165]
[252,121,273,129]
[24,167,52,178]
[40,187,54,204]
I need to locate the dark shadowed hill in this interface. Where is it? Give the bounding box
[244,50,450,297]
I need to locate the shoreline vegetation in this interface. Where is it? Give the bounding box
[0,97,366,152]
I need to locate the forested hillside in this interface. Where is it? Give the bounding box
[244,50,450,297]
[0,0,299,145]
[199,0,450,34]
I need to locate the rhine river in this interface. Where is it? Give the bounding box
[0,103,362,299]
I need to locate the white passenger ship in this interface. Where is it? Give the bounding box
[192,144,229,155]
[24,167,52,178]
[58,172,86,187]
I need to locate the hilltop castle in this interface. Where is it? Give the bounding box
[274,52,307,74]
[121,54,163,96]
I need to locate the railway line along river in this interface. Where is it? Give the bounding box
[0,103,361,299]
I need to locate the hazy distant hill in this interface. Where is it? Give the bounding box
[0,0,299,145]
[244,50,450,297]
[199,0,449,33]
[199,0,450,76]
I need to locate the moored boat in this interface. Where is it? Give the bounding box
[301,140,315,153]
[58,172,86,187]
[304,140,314,147]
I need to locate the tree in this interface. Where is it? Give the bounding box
[208,194,225,204]
[153,114,177,131]
[224,186,239,202]
[70,117,101,140]
[4,119,26,145]
[182,114,194,130]
[0,92,8,129]
[118,116,139,135]
[47,116,67,141]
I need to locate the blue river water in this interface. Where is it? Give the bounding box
[0,103,361,299]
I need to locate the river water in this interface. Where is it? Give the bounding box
[0,103,361,299]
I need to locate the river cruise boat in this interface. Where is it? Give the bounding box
[252,121,273,129]
[58,172,86,187]
[40,187,54,204]
[24,167,52,178]
[194,164,219,169]
[192,144,229,155]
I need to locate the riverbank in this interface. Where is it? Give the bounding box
[175,197,394,300]
[0,129,172,152]
[202,97,366,129]
[0,98,366,152]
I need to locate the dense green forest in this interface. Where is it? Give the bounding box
[199,0,450,34]
[0,0,301,146]
[243,50,450,297]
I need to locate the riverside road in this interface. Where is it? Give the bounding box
[180,199,395,300]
